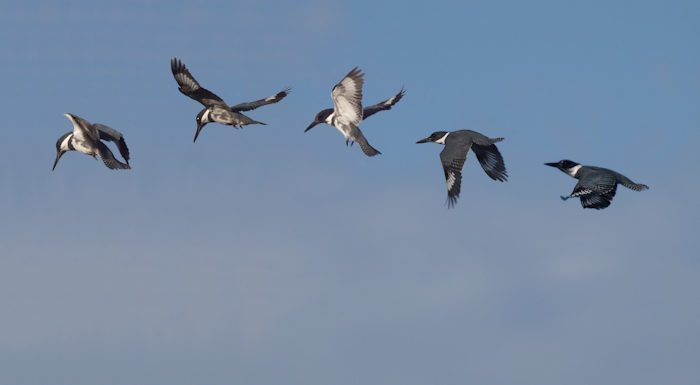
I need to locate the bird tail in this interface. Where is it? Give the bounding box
[233,112,266,127]
[239,118,266,127]
[617,174,649,191]
[622,181,649,191]
[355,135,381,157]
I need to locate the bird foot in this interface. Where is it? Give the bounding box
[560,195,570,201]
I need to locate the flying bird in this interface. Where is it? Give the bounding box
[545,160,649,209]
[304,67,384,157]
[306,86,405,131]
[170,57,290,142]
[53,113,131,170]
[417,130,507,208]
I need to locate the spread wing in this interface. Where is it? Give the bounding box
[362,87,405,120]
[230,88,291,112]
[96,141,131,170]
[568,173,617,209]
[67,114,99,144]
[93,123,130,165]
[439,136,472,208]
[470,142,507,182]
[331,67,364,127]
[170,58,227,108]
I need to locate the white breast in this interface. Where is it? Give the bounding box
[72,139,94,155]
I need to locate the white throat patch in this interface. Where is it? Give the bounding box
[61,135,73,151]
[435,132,450,144]
[324,112,335,125]
[201,109,211,123]
[566,165,582,177]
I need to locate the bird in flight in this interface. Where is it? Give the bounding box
[304,67,385,157]
[545,160,648,209]
[53,113,131,170]
[417,129,507,207]
[306,85,405,133]
[170,57,290,142]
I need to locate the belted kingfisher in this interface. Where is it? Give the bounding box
[53,113,131,170]
[306,86,405,132]
[170,58,290,142]
[417,130,507,207]
[304,67,385,157]
[545,160,649,209]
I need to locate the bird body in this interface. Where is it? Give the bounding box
[305,67,395,157]
[545,160,649,209]
[53,113,131,170]
[417,129,507,207]
[170,57,289,142]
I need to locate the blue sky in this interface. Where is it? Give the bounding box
[0,0,699,384]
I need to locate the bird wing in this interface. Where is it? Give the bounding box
[69,115,99,144]
[470,142,507,182]
[93,123,130,165]
[362,87,405,120]
[331,67,364,127]
[230,88,291,112]
[570,173,617,209]
[439,135,472,208]
[170,58,228,108]
[96,141,131,170]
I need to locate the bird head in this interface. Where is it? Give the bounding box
[305,109,333,132]
[194,109,211,142]
[52,132,72,171]
[416,131,449,144]
[545,159,581,175]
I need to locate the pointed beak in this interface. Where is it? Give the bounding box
[193,122,205,143]
[416,137,431,144]
[52,151,64,171]
[544,162,559,168]
[304,121,319,132]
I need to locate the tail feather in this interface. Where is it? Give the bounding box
[623,182,649,191]
[617,173,649,191]
[354,135,381,157]
[239,119,266,127]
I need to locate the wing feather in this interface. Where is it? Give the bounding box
[569,174,617,209]
[170,58,227,108]
[230,88,291,112]
[94,123,130,165]
[470,142,507,182]
[331,67,364,127]
[439,136,471,208]
[362,87,405,120]
[96,141,131,170]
